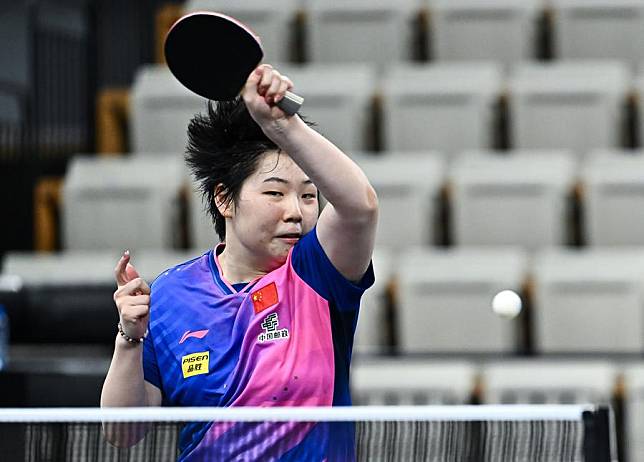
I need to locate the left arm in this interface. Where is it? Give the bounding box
[243,66,378,281]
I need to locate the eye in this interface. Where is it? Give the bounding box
[264,191,283,197]
[302,193,317,199]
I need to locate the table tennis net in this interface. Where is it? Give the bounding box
[0,405,615,462]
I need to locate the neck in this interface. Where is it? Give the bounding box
[217,240,270,285]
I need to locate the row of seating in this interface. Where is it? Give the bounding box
[52,149,644,253]
[179,0,644,67]
[4,243,644,354]
[349,358,644,462]
[360,245,644,355]
[132,61,642,154]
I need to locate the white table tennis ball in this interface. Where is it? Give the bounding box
[492,290,522,318]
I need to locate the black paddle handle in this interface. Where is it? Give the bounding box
[277,91,304,116]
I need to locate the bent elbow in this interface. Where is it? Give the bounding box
[332,184,379,224]
[365,185,379,213]
[357,185,378,222]
[102,422,149,448]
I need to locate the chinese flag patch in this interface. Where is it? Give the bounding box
[251,282,279,314]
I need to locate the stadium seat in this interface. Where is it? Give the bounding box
[0,344,111,406]
[624,363,644,462]
[450,150,577,249]
[352,152,446,249]
[0,249,196,343]
[482,360,617,404]
[428,0,541,66]
[551,0,644,67]
[183,0,300,63]
[353,247,395,355]
[396,246,528,353]
[130,64,207,154]
[62,155,186,251]
[581,149,644,245]
[508,61,630,153]
[351,359,476,405]
[273,64,378,151]
[381,62,502,153]
[533,248,644,353]
[0,250,118,343]
[305,0,419,65]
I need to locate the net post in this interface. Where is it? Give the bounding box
[582,406,616,462]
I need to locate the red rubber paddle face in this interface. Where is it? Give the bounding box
[164,12,264,100]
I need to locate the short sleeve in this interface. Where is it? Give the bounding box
[291,226,375,312]
[142,325,162,389]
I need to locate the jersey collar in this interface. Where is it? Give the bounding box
[210,243,260,295]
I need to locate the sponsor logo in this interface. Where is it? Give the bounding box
[258,313,289,343]
[181,351,209,378]
[179,329,209,344]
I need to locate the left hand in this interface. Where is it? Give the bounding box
[242,64,295,130]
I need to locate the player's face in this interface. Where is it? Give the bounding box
[228,151,319,267]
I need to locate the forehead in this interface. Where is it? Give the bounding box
[251,151,310,184]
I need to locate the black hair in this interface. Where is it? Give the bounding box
[185,99,275,242]
[185,98,313,242]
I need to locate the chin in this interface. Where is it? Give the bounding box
[264,240,297,268]
[265,256,288,273]
[265,248,289,267]
[276,249,290,262]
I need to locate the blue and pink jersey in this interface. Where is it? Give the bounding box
[142,227,374,461]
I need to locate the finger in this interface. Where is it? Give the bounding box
[246,65,264,85]
[273,79,290,104]
[139,278,151,295]
[258,68,276,96]
[124,294,150,306]
[127,277,150,296]
[114,277,149,298]
[114,295,149,311]
[244,66,264,100]
[114,250,131,286]
[125,262,140,282]
[265,73,283,103]
[282,75,294,89]
[114,278,141,298]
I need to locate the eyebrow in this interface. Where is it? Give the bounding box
[262,176,313,185]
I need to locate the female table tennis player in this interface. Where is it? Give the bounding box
[101,64,378,461]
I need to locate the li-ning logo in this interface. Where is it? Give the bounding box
[258,313,289,343]
[179,329,209,344]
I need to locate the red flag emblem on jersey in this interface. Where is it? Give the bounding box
[251,282,279,314]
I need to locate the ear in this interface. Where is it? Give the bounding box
[214,184,233,218]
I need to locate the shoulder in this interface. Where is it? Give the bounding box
[150,251,212,307]
[152,252,208,287]
[290,227,374,307]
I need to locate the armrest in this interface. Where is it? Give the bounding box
[96,88,130,154]
[34,177,64,252]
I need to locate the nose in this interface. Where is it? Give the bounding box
[283,194,303,223]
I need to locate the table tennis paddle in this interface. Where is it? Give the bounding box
[164,12,303,115]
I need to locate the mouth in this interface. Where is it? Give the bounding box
[276,233,301,243]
